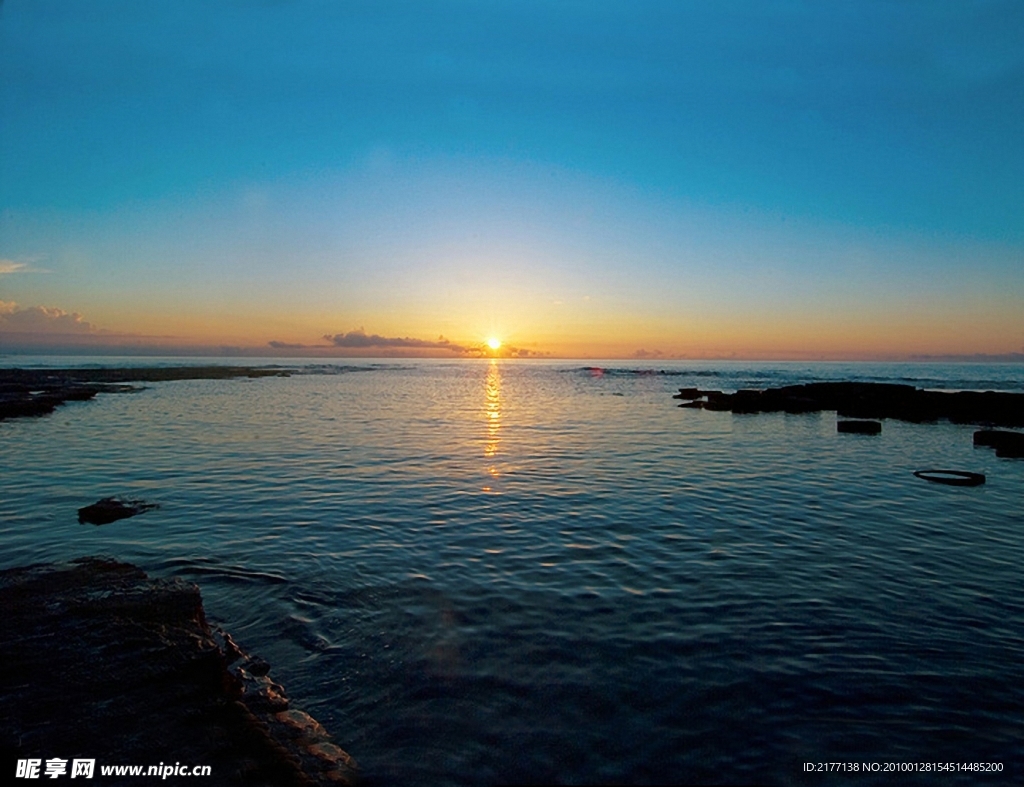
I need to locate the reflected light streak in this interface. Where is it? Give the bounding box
[483,360,501,481]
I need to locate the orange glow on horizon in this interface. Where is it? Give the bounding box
[7,294,1021,361]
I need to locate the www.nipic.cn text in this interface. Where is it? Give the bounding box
[16,759,212,779]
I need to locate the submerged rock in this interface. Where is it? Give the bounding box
[0,557,357,786]
[78,496,159,525]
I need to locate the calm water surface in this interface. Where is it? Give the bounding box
[2,359,1023,785]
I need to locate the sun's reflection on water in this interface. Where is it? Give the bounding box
[482,360,501,490]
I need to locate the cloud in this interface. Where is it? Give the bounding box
[633,348,664,358]
[267,329,550,358]
[0,258,48,275]
[503,346,547,358]
[324,328,466,352]
[0,302,95,334]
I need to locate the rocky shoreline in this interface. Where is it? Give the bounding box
[675,381,1024,428]
[0,558,356,785]
[0,367,292,422]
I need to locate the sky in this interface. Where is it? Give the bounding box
[1,0,1023,359]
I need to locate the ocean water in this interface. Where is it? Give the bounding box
[2,358,1023,785]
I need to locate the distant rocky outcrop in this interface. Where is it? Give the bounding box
[0,382,108,420]
[0,367,292,423]
[674,381,1024,427]
[0,558,356,786]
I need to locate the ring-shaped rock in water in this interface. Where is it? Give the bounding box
[913,469,986,487]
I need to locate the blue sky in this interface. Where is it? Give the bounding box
[2,1,1023,357]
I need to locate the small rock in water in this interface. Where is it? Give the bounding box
[78,496,159,525]
[974,429,1024,458]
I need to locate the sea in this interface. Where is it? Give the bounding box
[2,358,1023,786]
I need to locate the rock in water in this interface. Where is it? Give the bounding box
[77,496,159,525]
[673,381,1024,427]
[974,429,1024,458]
[913,469,986,487]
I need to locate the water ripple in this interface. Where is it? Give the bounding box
[2,360,1023,785]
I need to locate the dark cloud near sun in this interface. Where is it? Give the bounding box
[267,330,548,358]
[324,329,466,352]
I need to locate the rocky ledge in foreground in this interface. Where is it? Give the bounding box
[675,381,1024,428]
[0,367,292,422]
[0,558,356,785]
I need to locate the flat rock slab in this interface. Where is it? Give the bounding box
[676,382,1024,427]
[78,497,159,525]
[0,558,356,785]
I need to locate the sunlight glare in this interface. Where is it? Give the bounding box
[487,337,502,351]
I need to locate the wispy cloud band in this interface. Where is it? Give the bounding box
[0,301,95,334]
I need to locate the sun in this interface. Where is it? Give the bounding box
[486,337,502,351]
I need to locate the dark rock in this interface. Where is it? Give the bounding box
[0,366,290,386]
[245,656,273,677]
[674,388,727,402]
[838,420,882,434]
[913,469,986,487]
[214,628,246,665]
[674,382,1024,427]
[703,391,733,411]
[974,429,1007,446]
[0,367,294,423]
[243,678,291,713]
[974,429,1024,458]
[0,385,102,420]
[0,558,357,786]
[78,496,159,525]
